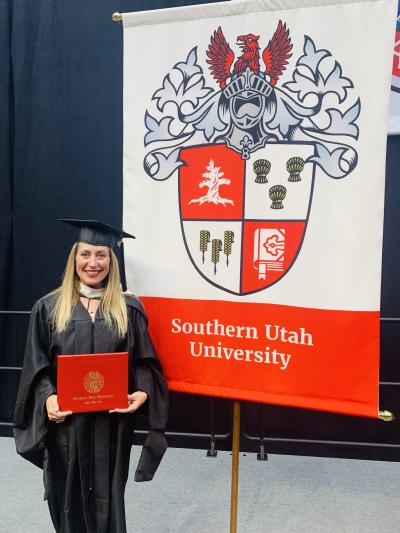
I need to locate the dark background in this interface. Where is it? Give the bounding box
[1,0,399,461]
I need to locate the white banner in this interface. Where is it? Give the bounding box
[389,0,400,134]
[122,0,396,417]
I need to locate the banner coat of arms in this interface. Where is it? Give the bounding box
[122,0,397,417]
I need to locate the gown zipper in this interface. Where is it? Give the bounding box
[89,320,94,494]
[89,418,94,494]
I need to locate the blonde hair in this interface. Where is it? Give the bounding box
[50,243,128,337]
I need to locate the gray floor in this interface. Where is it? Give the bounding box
[1,436,400,533]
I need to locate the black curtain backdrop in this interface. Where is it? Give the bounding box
[1,0,400,460]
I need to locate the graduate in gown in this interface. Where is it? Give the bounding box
[13,220,169,533]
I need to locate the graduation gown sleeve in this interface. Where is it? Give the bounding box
[126,297,169,482]
[13,298,56,468]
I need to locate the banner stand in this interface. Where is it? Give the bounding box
[230,400,240,533]
[379,410,395,421]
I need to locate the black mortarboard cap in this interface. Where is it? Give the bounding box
[59,219,135,248]
[59,219,135,291]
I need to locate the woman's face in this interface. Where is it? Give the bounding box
[75,242,110,288]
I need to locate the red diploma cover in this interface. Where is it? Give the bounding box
[57,352,128,413]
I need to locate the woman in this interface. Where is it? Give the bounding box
[13,219,168,533]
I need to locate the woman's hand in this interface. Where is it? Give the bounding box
[109,391,148,414]
[46,394,73,423]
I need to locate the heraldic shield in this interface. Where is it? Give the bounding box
[179,142,315,295]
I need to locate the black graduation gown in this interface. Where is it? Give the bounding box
[13,293,168,533]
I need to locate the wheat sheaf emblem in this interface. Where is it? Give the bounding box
[83,371,104,394]
[199,229,235,274]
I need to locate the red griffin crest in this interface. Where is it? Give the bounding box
[143,19,360,293]
[206,20,293,89]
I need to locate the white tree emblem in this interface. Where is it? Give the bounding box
[189,159,234,206]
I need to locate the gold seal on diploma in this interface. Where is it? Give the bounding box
[83,371,105,393]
